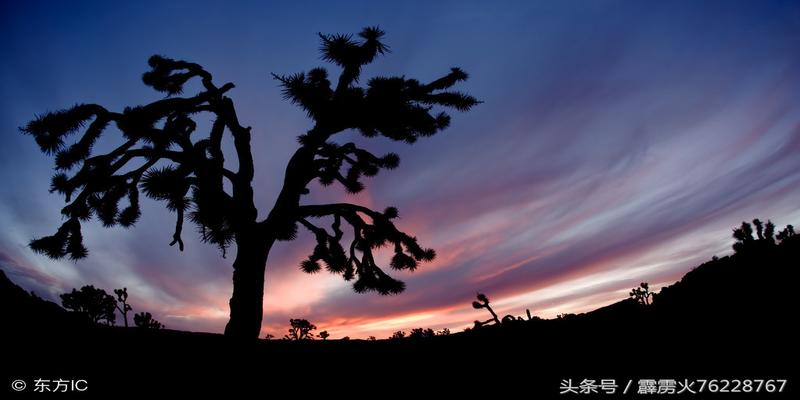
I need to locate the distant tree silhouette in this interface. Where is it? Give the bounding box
[319,330,330,340]
[133,311,164,329]
[629,282,652,305]
[60,285,116,325]
[264,333,275,340]
[436,328,451,336]
[367,335,377,341]
[285,318,316,340]
[113,287,132,327]
[777,225,795,243]
[733,219,784,251]
[341,336,350,340]
[764,220,776,244]
[753,219,764,240]
[472,293,500,326]
[22,27,478,340]
[409,327,435,338]
[390,330,406,339]
[733,221,755,252]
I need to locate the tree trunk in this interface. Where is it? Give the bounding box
[224,233,274,340]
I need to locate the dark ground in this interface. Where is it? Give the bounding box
[2,236,798,397]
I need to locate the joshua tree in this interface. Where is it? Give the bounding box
[319,330,330,340]
[733,221,755,252]
[60,285,117,325]
[764,220,776,244]
[389,330,406,340]
[285,318,316,340]
[21,27,478,340]
[133,311,164,329]
[777,225,795,243]
[472,292,501,326]
[629,282,652,305]
[409,328,435,338]
[436,328,451,336]
[753,219,764,240]
[113,287,133,327]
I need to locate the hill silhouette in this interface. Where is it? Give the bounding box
[2,235,797,396]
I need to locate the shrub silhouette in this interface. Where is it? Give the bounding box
[319,330,330,340]
[285,318,316,340]
[133,311,164,329]
[436,328,451,336]
[777,225,795,243]
[389,330,406,339]
[471,292,500,327]
[113,287,133,327]
[22,26,478,340]
[629,282,652,305]
[60,285,116,325]
[409,328,435,338]
[733,219,784,251]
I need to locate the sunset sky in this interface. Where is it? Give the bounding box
[1,0,799,339]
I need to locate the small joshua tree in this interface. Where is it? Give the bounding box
[113,287,133,327]
[629,282,652,306]
[134,311,164,329]
[61,285,117,325]
[732,221,755,252]
[777,224,795,243]
[734,219,782,251]
[285,318,316,340]
[472,292,500,326]
[389,330,406,339]
[409,328,435,338]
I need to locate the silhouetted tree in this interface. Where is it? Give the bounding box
[753,219,764,240]
[367,335,377,341]
[472,292,500,326]
[436,328,451,336]
[133,311,164,329]
[319,330,330,340]
[113,287,133,327]
[389,330,406,339]
[409,327,435,338]
[777,225,795,243]
[264,333,275,340]
[285,318,316,340]
[733,221,755,252]
[764,220,776,244]
[341,336,350,341]
[629,282,652,305]
[60,285,116,325]
[22,27,478,340]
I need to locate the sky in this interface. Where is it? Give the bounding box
[1,0,799,339]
